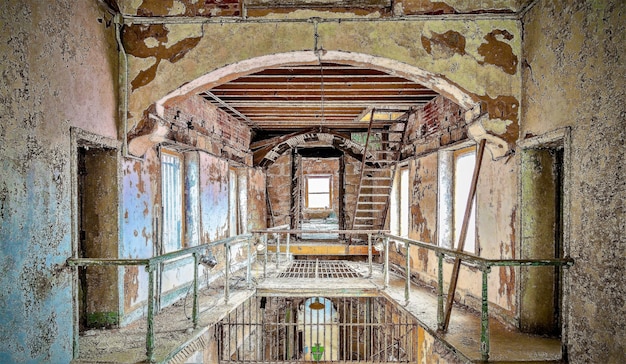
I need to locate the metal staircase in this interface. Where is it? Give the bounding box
[350,108,413,235]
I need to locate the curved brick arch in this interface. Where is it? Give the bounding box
[256,129,372,168]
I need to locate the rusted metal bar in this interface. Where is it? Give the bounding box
[251,228,389,234]
[225,240,230,304]
[437,252,444,331]
[384,233,574,268]
[405,242,410,304]
[443,139,486,332]
[480,266,491,361]
[146,264,155,362]
[368,233,373,278]
[192,252,199,328]
[384,237,390,288]
[246,238,251,286]
[263,233,268,279]
[67,258,150,266]
[276,233,281,269]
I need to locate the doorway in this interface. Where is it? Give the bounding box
[76,143,119,329]
[520,143,565,336]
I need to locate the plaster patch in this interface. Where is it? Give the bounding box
[164,23,203,46]
[143,37,160,48]
[482,117,512,135]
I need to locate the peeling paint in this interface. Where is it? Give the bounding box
[421,29,466,58]
[478,29,518,75]
[122,23,202,90]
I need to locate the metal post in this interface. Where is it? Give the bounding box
[146,264,155,362]
[384,237,389,288]
[263,233,268,279]
[315,258,319,279]
[246,237,251,286]
[286,232,291,263]
[225,241,230,304]
[276,234,281,269]
[437,252,444,331]
[192,252,199,328]
[405,242,410,304]
[480,266,491,361]
[368,234,373,278]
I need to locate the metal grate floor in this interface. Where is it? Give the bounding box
[278,260,361,279]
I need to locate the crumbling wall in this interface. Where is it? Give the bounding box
[521,0,625,361]
[266,154,292,226]
[0,0,119,361]
[402,95,518,322]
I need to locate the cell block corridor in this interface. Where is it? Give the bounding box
[218,296,418,363]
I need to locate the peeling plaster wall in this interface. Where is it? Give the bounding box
[120,152,157,321]
[266,154,292,226]
[402,94,518,322]
[0,0,118,362]
[521,0,625,361]
[247,168,267,230]
[121,16,521,148]
[119,0,524,17]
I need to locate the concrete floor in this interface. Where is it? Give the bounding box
[73,257,563,363]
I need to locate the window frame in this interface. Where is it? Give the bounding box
[390,165,410,237]
[304,174,333,210]
[438,144,478,254]
[161,149,185,254]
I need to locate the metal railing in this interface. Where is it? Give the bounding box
[218,295,418,363]
[382,233,574,361]
[67,234,254,362]
[251,229,389,279]
[250,229,574,362]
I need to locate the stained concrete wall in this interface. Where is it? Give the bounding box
[0,0,119,361]
[521,0,625,361]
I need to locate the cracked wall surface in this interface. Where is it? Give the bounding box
[521,0,625,361]
[0,1,119,362]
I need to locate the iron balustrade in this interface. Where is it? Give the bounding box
[251,229,574,362]
[66,234,254,363]
[382,233,574,362]
[218,295,418,363]
[251,229,390,280]
[67,228,574,362]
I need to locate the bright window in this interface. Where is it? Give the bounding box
[438,146,477,253]
[390,167,410,237]
[161,150,183,253]
[453,148,476,253]
[306,175,331,209]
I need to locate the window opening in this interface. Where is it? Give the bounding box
[399,168,410,238]
[438,145,477,253]
[306,175,332,209]
[453,147,476,253]
[161,150,183,253]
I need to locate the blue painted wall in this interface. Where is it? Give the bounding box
[0,1,119,362]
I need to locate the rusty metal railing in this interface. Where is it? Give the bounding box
[218,295,418,363]
[67,234,253,362]
[251,229,389,279]
[383,233,574,361]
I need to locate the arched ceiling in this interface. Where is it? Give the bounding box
[202,62,439,135]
